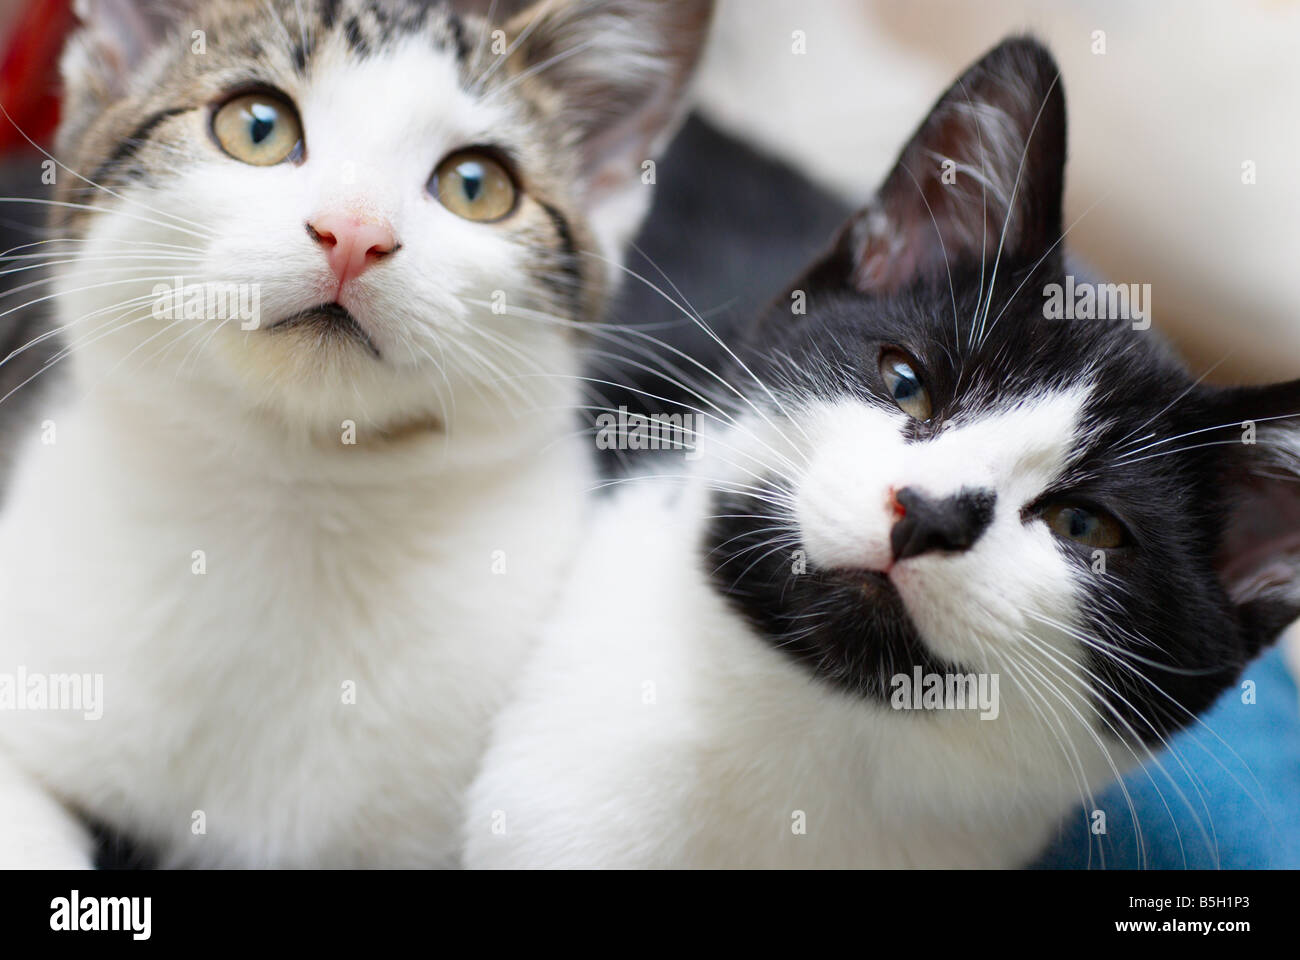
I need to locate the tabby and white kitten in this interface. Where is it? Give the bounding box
[0,0,711,867]
[465,38,1300,868]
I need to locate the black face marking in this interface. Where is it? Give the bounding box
[88,106,192,187]
[699,37,1300,745]
[707,493,958,700]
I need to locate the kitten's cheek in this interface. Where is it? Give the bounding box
[796,498,894,573]
[795,448,901,573]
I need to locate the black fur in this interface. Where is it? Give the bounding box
[590,114,851,475]
[320,0,342,31]
[344,15,370,57]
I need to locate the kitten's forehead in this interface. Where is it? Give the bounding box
[753,271,1207,503]
[901,277,1189,436]
[923,385,1093,483]
[55,0,577,239]
[215,0,470,63]
[59,1,488,169]
[297,34,507,178]
[176,0,477,101]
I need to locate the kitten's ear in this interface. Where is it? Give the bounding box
[64,0,191,101]
[820,36,1066,295]
[1209,381,1300,654]
[503,0,714,238]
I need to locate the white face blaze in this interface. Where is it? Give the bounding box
[780,386,1095,666]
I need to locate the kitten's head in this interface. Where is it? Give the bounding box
[704,39,1300,767]
[51,0,711,441]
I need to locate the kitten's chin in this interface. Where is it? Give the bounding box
[186,314,576,457]
[195,332,435,437]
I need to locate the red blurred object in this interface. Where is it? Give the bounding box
[0,0,76,152]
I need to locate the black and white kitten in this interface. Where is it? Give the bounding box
[464,37,1300,868]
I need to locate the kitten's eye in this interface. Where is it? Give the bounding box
[212,91,303,166]
[879,349,932,421]
[431,150,517,222]
[1042,503,1126,549]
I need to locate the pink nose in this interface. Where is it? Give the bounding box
[307,213,398,289]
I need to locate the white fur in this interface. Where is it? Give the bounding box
[0,35,600,867]
[465,389,1141,868]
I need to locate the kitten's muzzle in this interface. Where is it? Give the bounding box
[890,487,996,562]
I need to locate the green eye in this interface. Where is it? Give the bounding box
[212,91,303,166]
[1043,503,1126,549]
[431,150,517,222]
[879,349,932,421]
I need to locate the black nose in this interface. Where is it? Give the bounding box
[890,487,996,562]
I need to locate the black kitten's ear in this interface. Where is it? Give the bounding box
[1209,380,1300,653]
[823,36,1066,295]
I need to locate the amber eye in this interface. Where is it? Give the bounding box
[879,349,932,421]
[431,150,517,222]
[212,90,303,166]
[1042,503,1127,549]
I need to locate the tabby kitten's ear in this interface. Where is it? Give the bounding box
[1207,381,1300,654]
[63,0,195,101]
[814,36,1067,295]
[504,0,714,235]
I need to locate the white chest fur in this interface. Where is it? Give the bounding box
[465,477,1119,869]
[0,378,589,867]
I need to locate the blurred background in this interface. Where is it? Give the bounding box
[1,0,1298,665]
[2,0,1297,378]
[697,0,1300,386]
